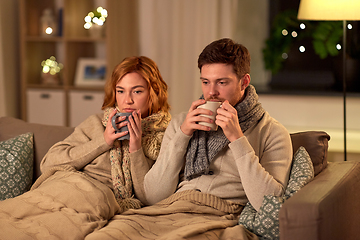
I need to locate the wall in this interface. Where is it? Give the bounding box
[259,93,360,162]
[0,0,19,118]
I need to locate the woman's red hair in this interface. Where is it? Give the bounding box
[102,56,170,115]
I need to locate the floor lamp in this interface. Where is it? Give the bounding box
[298,0,360,162]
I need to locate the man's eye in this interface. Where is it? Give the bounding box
[219,81,227,85]
[202,81,209,85]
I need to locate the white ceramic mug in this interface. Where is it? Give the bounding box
[197,101,222,131]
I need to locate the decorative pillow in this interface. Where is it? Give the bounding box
[238,146,314,240]
[0,132,34,200]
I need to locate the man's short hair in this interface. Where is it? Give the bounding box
[198,38,251,80]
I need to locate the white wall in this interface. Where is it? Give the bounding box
[259,94,360,161]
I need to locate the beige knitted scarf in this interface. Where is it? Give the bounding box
[102,106,171,213]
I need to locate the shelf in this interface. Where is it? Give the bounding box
[25,36,63,42]
[27,84,64,89]
[20,0,139,126]
[64,37,106,42]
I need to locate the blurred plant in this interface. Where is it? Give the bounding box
[263,9,343,74]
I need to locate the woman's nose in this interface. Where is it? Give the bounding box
[125,93,133,104]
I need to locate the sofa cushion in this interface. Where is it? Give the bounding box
[239,146,314,240]
[0,132,34,200]
[290,131,330,176]
[0,117,74,180]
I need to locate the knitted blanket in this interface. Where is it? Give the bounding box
[0,165,120,239]
[85,190,259,240]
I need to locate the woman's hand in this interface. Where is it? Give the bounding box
[104,109,129,146]
[180,99,214,136]
[128,110,142,153]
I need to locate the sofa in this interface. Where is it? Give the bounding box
[0,116,360,240]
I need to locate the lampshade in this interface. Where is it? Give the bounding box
[298,0,360,20]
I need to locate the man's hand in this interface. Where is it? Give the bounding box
[215,100,244,142]
[180,99,214,136]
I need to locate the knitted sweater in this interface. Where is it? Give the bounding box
[40,113,154,205]
[144,111,293,211]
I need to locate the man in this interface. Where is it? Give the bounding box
[86,38,292,240]
[143,38,292,211]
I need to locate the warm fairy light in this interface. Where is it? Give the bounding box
[41,56,63,75]
[83,6,108,29]
[45,27,53,35]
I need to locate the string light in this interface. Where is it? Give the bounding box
[84,7,108,29]
[41,56,63,75]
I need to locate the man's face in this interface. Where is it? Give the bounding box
[200,63,247,106]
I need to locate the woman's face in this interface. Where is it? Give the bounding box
[115,72,150,118]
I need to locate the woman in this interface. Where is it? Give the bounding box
[0,56,171,239]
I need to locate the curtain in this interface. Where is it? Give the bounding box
[138,0,238,115]
[0,0,19,118]
[0,11,5,117]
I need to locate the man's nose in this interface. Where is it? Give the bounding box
[209,84,219,96]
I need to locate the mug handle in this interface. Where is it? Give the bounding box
[111,112,122,132]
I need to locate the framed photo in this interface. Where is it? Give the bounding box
[75,58,107,86]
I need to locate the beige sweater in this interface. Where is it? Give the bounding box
[40,113,154,205]
[144,111,293,211]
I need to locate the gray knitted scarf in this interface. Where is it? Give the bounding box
[184,85,265,180]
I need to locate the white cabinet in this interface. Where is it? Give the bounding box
[26,89,65,126]
[69,90,104,127]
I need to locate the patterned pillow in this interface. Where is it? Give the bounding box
[0,132,34,200]
[238,146,314,240]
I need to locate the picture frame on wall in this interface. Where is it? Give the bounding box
[75,58,107,86]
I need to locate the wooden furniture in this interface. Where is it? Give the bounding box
[19,0,139,126]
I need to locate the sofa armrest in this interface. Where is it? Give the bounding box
[279,161,360,240]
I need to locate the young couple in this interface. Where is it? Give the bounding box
[0,38,292,240]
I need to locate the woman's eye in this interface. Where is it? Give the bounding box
[117,90,124,94]
[134,90,143,94]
